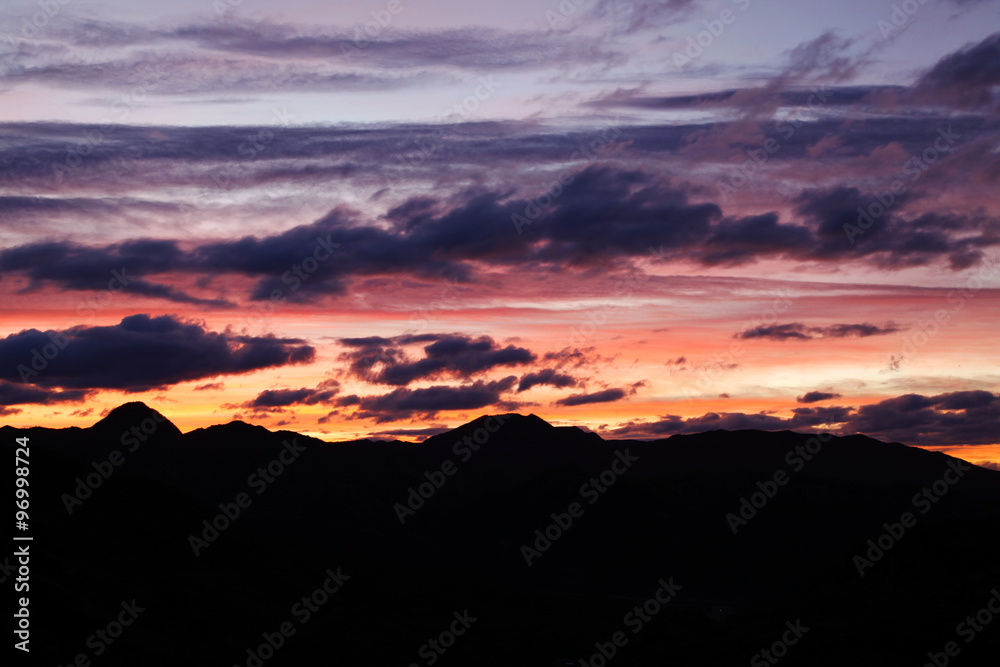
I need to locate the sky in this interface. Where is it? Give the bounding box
[1,0,998,465]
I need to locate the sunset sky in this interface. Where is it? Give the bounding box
[1,0,998,464]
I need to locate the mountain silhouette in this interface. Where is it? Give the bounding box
[89,401,182,438]
[6,405,1000,666]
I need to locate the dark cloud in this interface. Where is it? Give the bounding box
[242,380,341,410]
[700,213,813,265]
[0,118,996,310]
[793,187,991,270]
[334,395,361,406]
[338,333,535,386]
[350,377,517,423]
[1,20,615,95]
[606,391,999,447]
[589,86,885,111]
[797,391,842,404]
[915,32,1000,107]
[0,240,233,308]
[0,315,315,392]
[0,381,91,406]
[517,368,579,392]
[8,165,723,301]
[846,391,1000,446]
[737,322,900,341]
[554,382,643,406]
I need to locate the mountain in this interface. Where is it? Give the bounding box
[5,405,1000,666]
[89,401,182,438]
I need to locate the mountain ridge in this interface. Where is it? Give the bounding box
[6,401,1000,665]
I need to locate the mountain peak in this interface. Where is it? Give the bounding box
[455,412,555,435]
[90,402,182,439]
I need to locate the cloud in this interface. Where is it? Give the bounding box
[241,380,341,410]
[193,382,226,391]
[605,391,999,447]
[915,32,1000,107]
[0,315,315,392]
[700,213,813,265]
[738,322,900,341]
[555,388,627,406]
[517,369,579,392]
[0,240,234,308]
[350,377,518,423]
[338,333,535,386]
[0,120,996,304]
[587,86,886,111]
[781,31,868,83]
[845,390,1000,446]
[604,403,852,439]
[0,382,91,406]
[585,0,698,35]
[1,20,615,95]
[554,382,642,406]
[797,391,842,404]
[371,426,452,440]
